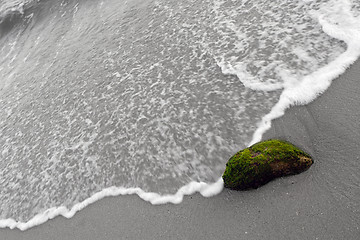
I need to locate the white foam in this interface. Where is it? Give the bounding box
[0,0,34,22]
[0,178,224,231]
[1,0,360,232]
[250,0,360,145]
[217,58,284,91]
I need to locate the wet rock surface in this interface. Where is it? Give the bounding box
[222,139,313,190]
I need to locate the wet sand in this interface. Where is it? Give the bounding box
[1,60,359,239]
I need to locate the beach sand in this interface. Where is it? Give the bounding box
[1,60,359,239]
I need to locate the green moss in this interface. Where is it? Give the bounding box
[222,139,313,190]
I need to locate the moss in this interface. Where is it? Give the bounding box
[222,139,313,190]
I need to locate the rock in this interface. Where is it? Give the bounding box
[222,139,313,190]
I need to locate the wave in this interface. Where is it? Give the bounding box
[250,0,360,145]
[0,0,76,39]
[0,0,26,38]
[1,179,224,230]
[0,0,359,231]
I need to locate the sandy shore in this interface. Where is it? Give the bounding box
[1,60,359,239]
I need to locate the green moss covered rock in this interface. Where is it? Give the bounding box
[222,139,313,190]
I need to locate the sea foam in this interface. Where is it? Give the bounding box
[0,0,360,231]
[0,179,224,230]
[250,0,360,145]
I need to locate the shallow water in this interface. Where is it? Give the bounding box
[0,0,359,228]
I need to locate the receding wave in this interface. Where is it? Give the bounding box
[0,0,359,231]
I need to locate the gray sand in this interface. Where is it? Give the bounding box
[1,60,359,239]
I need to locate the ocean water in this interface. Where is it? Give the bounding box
[0,0,359,230]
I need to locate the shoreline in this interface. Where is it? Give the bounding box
[1,59,359,239]
[1,0,360,238]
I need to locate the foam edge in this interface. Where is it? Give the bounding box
[250,9,360,146]
[0,178,224,231]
